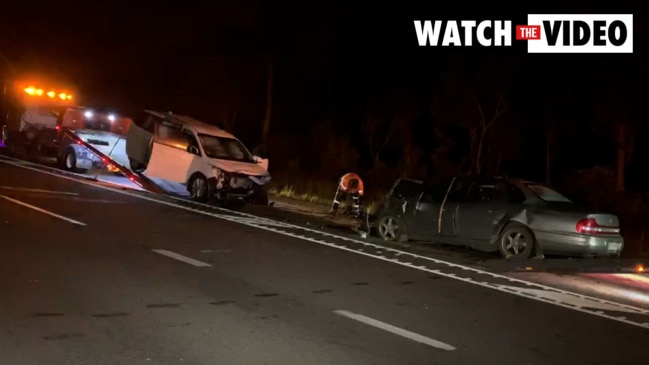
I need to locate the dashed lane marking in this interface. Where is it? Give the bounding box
[152,249,212,267]
[0,194,86,226]
[0,186,80,195]
[2,158,649,330]
[334,309,456,351]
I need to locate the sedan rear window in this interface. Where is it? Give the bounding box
[526,184,572,203]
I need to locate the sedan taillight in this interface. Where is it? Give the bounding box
[576,218,620,235]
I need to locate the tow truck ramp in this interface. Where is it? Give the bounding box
[59,127,165,194]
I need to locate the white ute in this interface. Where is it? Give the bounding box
[126,110,270,206]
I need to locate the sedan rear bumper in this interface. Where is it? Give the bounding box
[535,231,624,257]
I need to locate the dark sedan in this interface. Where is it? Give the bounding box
[375,176,624,259]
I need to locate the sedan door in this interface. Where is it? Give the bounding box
[455,179,524,242]
[408,177,469,241]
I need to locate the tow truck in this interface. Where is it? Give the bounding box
[1,78,75,158]
[0,78,163,192]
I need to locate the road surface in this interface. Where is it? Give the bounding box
[1,158,648,365]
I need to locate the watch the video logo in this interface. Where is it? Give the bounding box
[414,14,633,53]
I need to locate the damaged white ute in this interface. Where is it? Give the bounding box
[126,110,270,206]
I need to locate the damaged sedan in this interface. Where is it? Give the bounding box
[375,176,624,259]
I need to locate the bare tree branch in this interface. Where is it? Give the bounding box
[471,91,486,126]
[485,94,508,132]
[590,125,609,140]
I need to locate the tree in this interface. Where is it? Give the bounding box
[585,57,639,193]
[432,89,509,175]
[431,54,516,176]
[484,110,522,176]
[593,99,636,193]
[362,91,416,170]
[310,120,360,175]
[261,53,274,145]
[362,99,394,169]
[429,123,463,179]
[542,114,558,184]
[219,106,238,133]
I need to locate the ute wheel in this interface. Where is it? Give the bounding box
[498,222,535,259]
[378,215,408,243]
[189,174,208,203]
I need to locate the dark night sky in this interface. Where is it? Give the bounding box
[1,2,646,182]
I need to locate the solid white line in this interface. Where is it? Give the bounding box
[0,194,86,226]
[334,310,456,351]
[0,186,80,195]
[2,158,649,330]
[152,249,212,267]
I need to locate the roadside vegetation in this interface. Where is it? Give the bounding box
[231,54,646,258]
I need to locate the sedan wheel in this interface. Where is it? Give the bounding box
[378,215,407,242]
[498,223,534,259]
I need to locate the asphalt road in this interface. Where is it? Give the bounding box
[1,159,649,365]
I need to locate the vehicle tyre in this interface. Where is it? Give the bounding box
[64,149,77,171]
[377,214,408,243]
[498,222,535,259]
[1,125,8,146]
[129,158,146,173]
[5,139,16,156]
[188,174,208,203]
[251,185,269,206]
[5,132,21,157]
[63,149,87,173]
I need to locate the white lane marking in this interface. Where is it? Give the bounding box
[36,195,126,204]
[494,285,645,314]
[0,186,80,195]
[0,194,86,226]
[334,309,456,351]
[67,197,125,204]
[152,249,212,267]
[2,158,649,330]
[200,249,233,253]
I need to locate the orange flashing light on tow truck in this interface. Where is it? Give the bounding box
[22,85,74,101]
[2,77,79,157]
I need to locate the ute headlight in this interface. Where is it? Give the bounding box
[108,114,116,122]
[84,110,94,119]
